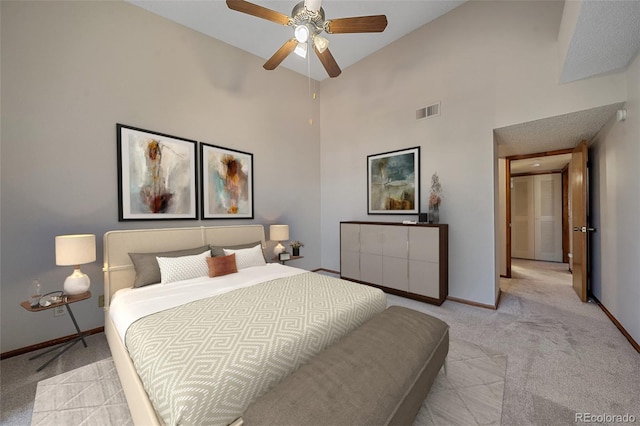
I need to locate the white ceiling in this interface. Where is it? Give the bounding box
[129,0,466,81]
[494,102,625,158]
[510,154,572,175]
[128,0,640,158]
[560,0,640,84]
[497,0,640,158]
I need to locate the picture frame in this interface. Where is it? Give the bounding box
[200,142,254,219]
[279,252,291,261]
[117,124,198,221]
[367,146,420,215]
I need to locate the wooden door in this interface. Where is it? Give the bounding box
[571,141,588,302]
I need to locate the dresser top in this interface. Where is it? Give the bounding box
[341,221,448,229]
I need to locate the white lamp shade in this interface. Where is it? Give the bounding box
[294,25,310,43]
[294,42,308,58]
[55,234,96,266]
[314,35,329,53]
[269,225,289,242]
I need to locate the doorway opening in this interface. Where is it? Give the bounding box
[495,104,623,305]
[505,149,572,278]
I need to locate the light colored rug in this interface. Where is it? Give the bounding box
[31,357,131,426]
[32,338,506,426]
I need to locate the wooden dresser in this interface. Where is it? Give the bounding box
[340,221,448,305]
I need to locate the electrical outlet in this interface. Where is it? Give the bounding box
[98,295,104,308]
[54,305,65,317]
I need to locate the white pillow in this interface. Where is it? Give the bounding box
[157,250,210,284]
[223,244,266,270]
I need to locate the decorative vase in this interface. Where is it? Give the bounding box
[429,204,440,224]
[292,247,300,256]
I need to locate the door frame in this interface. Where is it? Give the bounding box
[505,148,573,278]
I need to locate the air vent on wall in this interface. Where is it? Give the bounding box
[416,101,441,120]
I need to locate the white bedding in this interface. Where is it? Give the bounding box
[109,263,306,342]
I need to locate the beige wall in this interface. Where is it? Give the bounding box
[0,1,320,352]
[319,1,626,306]
[590,52,640,345]
[2,0,636,353]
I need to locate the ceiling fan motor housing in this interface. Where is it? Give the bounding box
[291,1,325,36]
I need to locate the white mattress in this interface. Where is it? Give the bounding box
[109,263,306,342]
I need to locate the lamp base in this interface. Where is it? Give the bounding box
[63,268,90,295]
[273,242,285,257]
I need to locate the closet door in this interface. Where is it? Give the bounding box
[511,176,535,259]
[534,174,563,261]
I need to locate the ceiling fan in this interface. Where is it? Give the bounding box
[226,0,388,78]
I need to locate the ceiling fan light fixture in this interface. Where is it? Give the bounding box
[294,41,308,58]
[294,24,310,43]
[314,35,329,53]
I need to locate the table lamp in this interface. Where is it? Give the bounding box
[269,225,289,256]
[55,234,96,295]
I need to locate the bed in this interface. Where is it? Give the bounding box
[103,225,387,425]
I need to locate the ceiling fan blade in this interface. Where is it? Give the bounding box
[226,0,291,26]
[314,45,341,78]
[326,15,388,34]
[264,39,298,70]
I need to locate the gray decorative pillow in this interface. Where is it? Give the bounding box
[210,241,265,260]
[129,245,211,288]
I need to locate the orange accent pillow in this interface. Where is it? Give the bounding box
[207,253,238,278]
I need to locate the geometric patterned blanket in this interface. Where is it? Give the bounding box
[125,272,387,425]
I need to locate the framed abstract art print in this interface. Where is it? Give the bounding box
[200,142,254,219]
[367,146,420,215]
[117,124,198,221]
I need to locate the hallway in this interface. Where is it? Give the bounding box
[506,258,575,297]
[501,257,596,317]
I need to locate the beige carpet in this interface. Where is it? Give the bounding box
[32,338,506,426]
[25,259,638,425]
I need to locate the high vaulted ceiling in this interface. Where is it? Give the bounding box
[129,0,466,81]
[129,1,640,158]
[129,0,640,84]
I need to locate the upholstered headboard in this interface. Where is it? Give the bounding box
[102,225,266,307]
